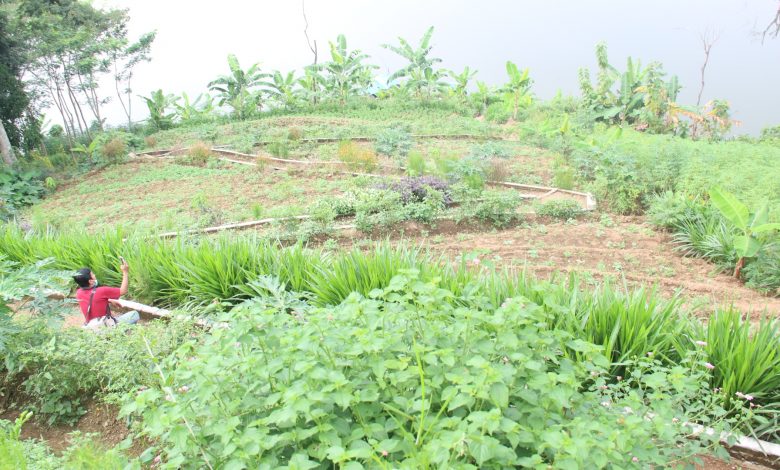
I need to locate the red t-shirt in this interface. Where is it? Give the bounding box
[76,286,122,322]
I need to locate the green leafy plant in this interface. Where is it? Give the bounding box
[317,34,378,106]
[208,54,269,120]
[173,92,214,124]
[459,190,521,228]
[0,170,45,218]
[337,141,378,172]
[406,150,426,176]
[709,187,780,278]
[267,140,290,158]
[468,142,512,160]
[140,89,179,130]
[123,272,736,468]
[374,127,412,162]
[382,26,448,99]
[535,199,583,220]
[501,61,532,120]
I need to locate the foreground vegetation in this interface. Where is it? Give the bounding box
[1,231,779,455]
[2,2,780,466]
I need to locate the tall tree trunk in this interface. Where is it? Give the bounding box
[0,120,16,166]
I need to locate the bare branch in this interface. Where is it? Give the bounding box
[762,2,780,44]
[696,30,719,107]
[302,0,318,65]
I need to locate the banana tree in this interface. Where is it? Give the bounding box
[174,92,214,124]
[382,26,444,99]
[709,187,780,278]
[208,54,269,120]
[471,81,499,116]
[266,71,300,110]
[501,61,532,120]
[298,66,324,106]
[319,34,377,106]
[448,66,477,102]
[140,89,179,130]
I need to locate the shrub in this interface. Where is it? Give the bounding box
[268,140,290,158]
[553,165,575,189]
[485,159,509,182]
[445,156,487,189]
[461,190,521,228]
[188,141,212,165]
[743,242,780,295]
[2,319,195,425]
[337,141,378,172]
[144,135,157,148]
[0,170,45,219]
[469,141,512,159]
[376,176,451,205]
[535,199,583,219]
[405,150,426,176]
[99,138,127,164]
[484,102,510,123]
[124,273,734,468]
[374,127,412,161]
[353,189,403,232]
[287,127,303,141]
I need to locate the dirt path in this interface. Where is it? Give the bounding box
[400,216,780,318]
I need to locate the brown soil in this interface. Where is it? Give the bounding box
[328,215,780,318]
[697,455,775,469]
[0,402,146,457]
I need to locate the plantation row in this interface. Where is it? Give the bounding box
[1,226,779,438]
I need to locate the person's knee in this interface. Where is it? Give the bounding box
[118,310,140,324]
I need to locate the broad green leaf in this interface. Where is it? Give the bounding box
[490,382,509,408]
[750,203,769,228]
[709,187,749,230]
[733,235,762,258]
[752,223,780,234]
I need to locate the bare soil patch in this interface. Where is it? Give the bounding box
[418,217,780,318]
[0,401,145,456]
[324,215,780,318]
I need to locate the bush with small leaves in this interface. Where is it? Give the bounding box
[374,127,412,162]
[188,141,212,166]
[337,141,378,172]
[268,140,290,158]
[123,272,740,468]
[535,199,583,220]
[99,138,127,164]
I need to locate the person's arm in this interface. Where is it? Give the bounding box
[119,259,129,297]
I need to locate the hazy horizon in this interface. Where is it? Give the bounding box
[87,0,780,135]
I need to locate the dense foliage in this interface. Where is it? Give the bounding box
[123,273,734,468]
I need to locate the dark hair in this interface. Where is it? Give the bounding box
[73,268,92,288]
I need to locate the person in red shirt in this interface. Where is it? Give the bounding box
[73,259,138,327]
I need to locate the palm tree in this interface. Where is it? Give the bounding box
[501,61,532,120]
[208,54,269,120]
[319,34,377,105]
[382,26,444,99]
[266,71,300,110]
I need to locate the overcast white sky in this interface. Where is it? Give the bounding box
[92,0,780,134]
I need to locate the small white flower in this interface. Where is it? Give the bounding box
[600,401,611,407]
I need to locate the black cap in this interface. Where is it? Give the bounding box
[73,268,92,288]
